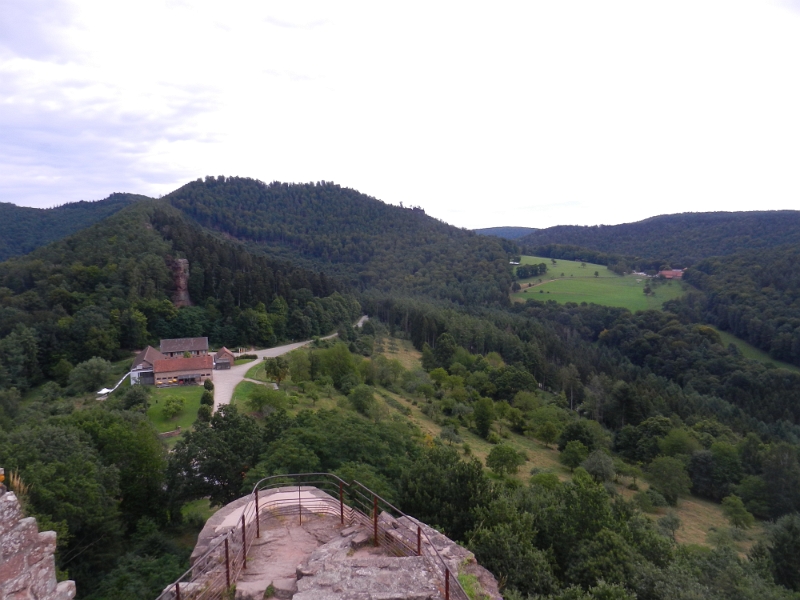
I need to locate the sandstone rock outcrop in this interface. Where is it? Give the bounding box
[170,258,191,307]
[181,486,502,600]
[0,475,76,600]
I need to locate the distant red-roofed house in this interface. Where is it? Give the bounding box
[658,269,685,279]
[154,356,213,387]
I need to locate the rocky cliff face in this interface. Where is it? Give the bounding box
[170,258,192,307]
[0,474,76,600]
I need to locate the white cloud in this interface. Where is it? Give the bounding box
[1,0,799,228]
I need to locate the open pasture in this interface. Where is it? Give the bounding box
[512,256,685,312]
[517,255,618,278]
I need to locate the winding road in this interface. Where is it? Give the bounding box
[212,316,367,411]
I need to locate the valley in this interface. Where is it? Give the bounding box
[1,182,799,600]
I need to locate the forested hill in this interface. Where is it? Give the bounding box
[0,199,360,391]
[665,244,800,367]
[517,210,800,266]
[0,193,142,261]
[166,177,514,305]
[474,226,538,240]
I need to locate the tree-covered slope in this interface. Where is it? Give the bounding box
[0,199,359,391]
[166,177,514,305]
[474,226,538,240]
[0,193,142,261]
[664,244,800,367]
[518,211,800,266]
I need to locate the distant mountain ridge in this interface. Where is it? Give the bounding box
[517,210,800,266]
[474,226,538,240]
[0,193,144,261]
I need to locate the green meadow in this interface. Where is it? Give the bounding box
[146,385,204,433]
[713,327,800,373]
[511,256,686,312]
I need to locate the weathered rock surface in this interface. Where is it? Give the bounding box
[0,480,76,600]
[183,486,502,600]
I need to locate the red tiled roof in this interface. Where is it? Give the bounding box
[154,356,213,374]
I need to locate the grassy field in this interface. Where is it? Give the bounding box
[245,360,269,382]
[511,256,686,312]
[146,385,204,433]
[713,327,800,373]
[234,357,256,366]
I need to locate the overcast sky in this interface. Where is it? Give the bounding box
[2,1,799,229]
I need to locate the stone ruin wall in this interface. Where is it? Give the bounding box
[0,470,76,600]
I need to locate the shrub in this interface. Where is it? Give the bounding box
[197,404,212,422]
[200,390,214,406]
[646,488,669,507]
[560,440,589,470]
[204,379,214,391]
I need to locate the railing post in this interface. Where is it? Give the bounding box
[241,513,247,570]
[373,494,378,547]
[445,568,450,600]
[224,537,231,588]
[298,484,302,525]
[339,481,344,524]
[174,582,181,600]
[417,526,421,556]
[255,488,260,538]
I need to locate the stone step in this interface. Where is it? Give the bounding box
[235,576,297,600]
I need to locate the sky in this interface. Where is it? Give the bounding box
[2,1,799,229]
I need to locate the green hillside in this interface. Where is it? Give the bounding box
[166,177,514,305]
[0,193,142,261]
[4,181,800,600]
[474,225,538,239]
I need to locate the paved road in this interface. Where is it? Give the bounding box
[212,316,367,411]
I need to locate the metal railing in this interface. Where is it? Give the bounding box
[156,473,468,600]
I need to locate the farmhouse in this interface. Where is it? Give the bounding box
[153,355,214,387]
[658,269,685,279]
[214,347,236,370]
[131,337,216,386]
[160,337,209,358]
[130,345,165,385]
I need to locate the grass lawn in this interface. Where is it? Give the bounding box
[230,380,263,407]
[713,327,800,373]
[245,360,269,382]
[234,357,256,366]
[512,255,686,312]
[146,385,204,433]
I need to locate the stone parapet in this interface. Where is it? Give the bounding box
[0,469,76,600]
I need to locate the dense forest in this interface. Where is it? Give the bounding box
[663,245,800,367]
[3,182,800,599]
[166,176,515,305]
[0,194,139,261]
[474,226,538,240]
[0,200,359,395]
[517,211,800,266]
